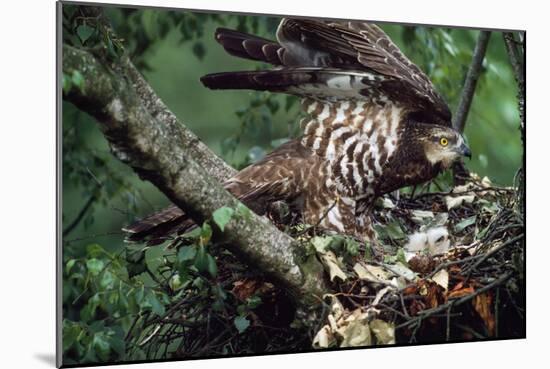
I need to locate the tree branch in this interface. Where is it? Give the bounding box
[63,192,96,237]
[503,32,525,217]
[451,31,491,184]
[62,45,328,305]
[503,32,525,132]
[453,31,491,133]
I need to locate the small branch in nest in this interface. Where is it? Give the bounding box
[465,233,524,275]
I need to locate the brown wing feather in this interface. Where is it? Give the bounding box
[123,140,314,244]
[277,18,451,124]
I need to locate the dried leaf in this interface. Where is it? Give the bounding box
[313,325,336,348]
[326,294,345,321]
[448,286,475,298]
[481,176,493,188]
[431,269,449,291]
[382,262,418,282]
[370,319,396,345]
[232,279,262,301]
[372,286,394,306]
[353,263,392,283]
[339,319,372,347]
[445,194,475,210]
[473,293,495,336]
[411,210,435,224]
[382,197,396,209]
[311,236,333,253]
[425,281,444,308]
[320,251,347,282]
[452,184,474,193]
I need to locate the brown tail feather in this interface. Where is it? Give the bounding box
[122,185,271,245]
[123,140,308,245]
[200,69,317,92]
[123,205,195,245]
[214,27,284,65]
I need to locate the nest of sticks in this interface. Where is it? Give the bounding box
[127,173,525,357]
[309,173,525,347]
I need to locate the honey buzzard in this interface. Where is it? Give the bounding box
[124,18,471,255]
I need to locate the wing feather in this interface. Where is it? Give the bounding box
[277,19,451,124]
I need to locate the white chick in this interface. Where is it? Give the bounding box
[404,226,450,258]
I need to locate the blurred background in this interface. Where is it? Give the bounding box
[63,7,522,253]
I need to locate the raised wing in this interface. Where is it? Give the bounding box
[202,18,452,126]
[277,19,452,124]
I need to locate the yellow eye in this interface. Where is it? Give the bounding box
[440,137,448,146]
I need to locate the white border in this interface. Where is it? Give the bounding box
[1,0,546,368]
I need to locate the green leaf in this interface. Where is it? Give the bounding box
[345,238,360,256]
[62,73,71,93]
[66,259,76,274]
[455,216,477,232]
[86,258,104,276]
[383,248,407,264]
[77,24,94,44]
[194,246,208,274]
[125,245,147,278]
[141,10,159,39]
[62,321,82,352]
[147,292,165,316]
[235,203,252,221]
[86,243,105,258]
[200,223,212,245]
[92,332,111,361]
[385,221,406,240]
[168,274,182,291]
[212,206,234,232]
[234,315,250,333]
[246,296,262,309]
[396,248,407,265]
[71,70,84,91]
[177,245,196,262]
[99,270,115,289]
[206,254,218,278]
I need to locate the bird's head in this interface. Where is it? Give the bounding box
[412,124,471,169]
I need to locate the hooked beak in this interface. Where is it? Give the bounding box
[458,141,472,159]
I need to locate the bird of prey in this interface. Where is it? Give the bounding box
[124,18,471,254]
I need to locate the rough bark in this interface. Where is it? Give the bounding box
[503,32,525,218]
[503,32,525,132]
[62,44,328,305]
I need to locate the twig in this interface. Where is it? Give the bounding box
[63,193,96,236]
[465,234,524,275]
